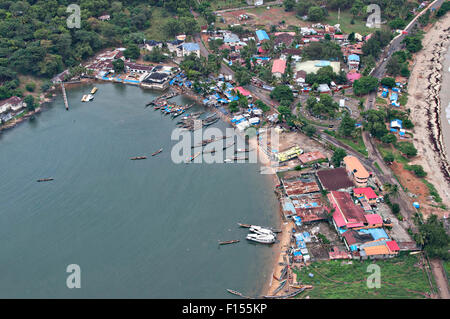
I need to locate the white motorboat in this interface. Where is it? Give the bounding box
[249,225,275,236]
[86,94,94,101]
[246,233,276,244]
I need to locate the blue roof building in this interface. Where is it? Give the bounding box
[348,54,360,62]
[255,30,269,42]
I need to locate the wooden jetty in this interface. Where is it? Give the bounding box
[37,178,54,182]
[61,83,69,110]
[219,240,240,245]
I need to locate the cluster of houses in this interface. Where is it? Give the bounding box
[202,23,373,95]
[275,148,408,262]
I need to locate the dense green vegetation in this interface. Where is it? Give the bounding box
[414,214,450,260]
[294,254,432,298]
[0,0,205,98]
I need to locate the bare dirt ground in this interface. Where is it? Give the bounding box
[406,14,450,210]
[430,259,450,299]
[218,7,305,29]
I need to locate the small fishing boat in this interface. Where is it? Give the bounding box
[273,279,287,295]
[237,223,251,228]
[235,148,250,153]
[223,142,235,150]
[90,87,98,94]
[219,240,240,245]
[290,284,313,289]
[185,152,201,163]
[224,158,233,163]
[37,178,54,182]
[152,148,163,156]
[130,156,147,160]
[263,288,305,299]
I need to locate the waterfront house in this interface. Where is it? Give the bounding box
[125,62,153,74]
[0,96,23,114]
[343,155,370,187]
[141,72,170,90]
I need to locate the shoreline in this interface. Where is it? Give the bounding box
[406,12,450,208]
[2,76,290,298]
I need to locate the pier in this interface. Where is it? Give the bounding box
[61,83,69,110]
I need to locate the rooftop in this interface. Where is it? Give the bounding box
[329,191,367,228]
[255,29,270,41]
[298,151,326,164]
[343,156,369,180]
[317,167,354,191]
[353,187,377,199]
[271,59,286,74]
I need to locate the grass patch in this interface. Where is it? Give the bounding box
[209,0,246,10]
[324,130,368,157]
[323,11,381,35]
[294,253,432,299]
[398,93,408,106]
[377,143,410,164]
[296,113,330,128]
[376,97,387,105]
[374,161,382,173]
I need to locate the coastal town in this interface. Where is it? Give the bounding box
[0,0,449,300]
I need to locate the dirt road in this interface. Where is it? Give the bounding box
[430,259,450,299]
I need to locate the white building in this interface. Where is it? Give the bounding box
[0,96,23,114]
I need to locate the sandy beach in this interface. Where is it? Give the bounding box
[406,12,450,210]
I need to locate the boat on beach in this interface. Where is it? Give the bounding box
[249,225,276,237]
[152,148,163,156]
[273,279,287,295]
[263,288,305,299]
[246,233,276,244]
[130,156,147,160]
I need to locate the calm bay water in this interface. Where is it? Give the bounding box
[0,83,280,298]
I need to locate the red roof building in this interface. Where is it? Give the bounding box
[354,187,378,204]
[328,191,367,230]
[234,86,251,97]
[364,214,383,227]
[271,59,286,78]
[386,240,400,254]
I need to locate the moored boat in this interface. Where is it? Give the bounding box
[90,87,98,94]
[152,148,163,156]
[37,178,54,182]
[219,240,240,245]
[130,156,147,160]
[246,233,276,244]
